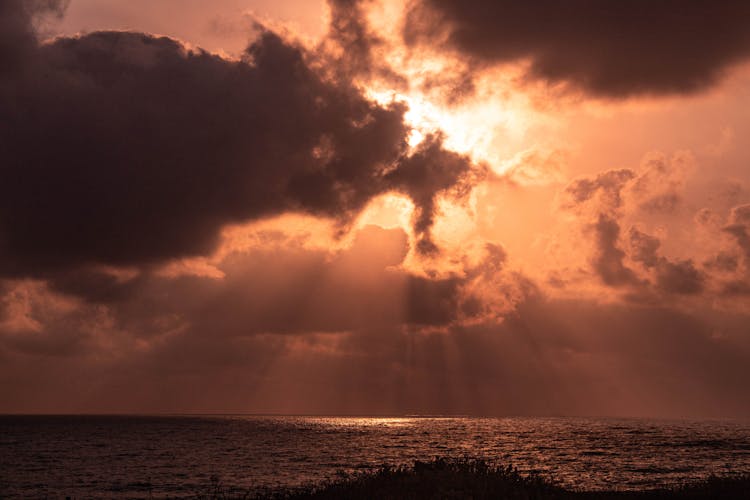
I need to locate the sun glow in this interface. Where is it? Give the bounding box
[366,87,527,166]
[349,0,548,177]
[355,193,415,232]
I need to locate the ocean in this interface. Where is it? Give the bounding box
[1,415,749,498]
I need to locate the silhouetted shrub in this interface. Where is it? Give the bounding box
[195,458,750,500]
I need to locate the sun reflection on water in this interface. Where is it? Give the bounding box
[308,417,418,428]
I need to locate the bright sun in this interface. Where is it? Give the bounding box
[365,85,530,173]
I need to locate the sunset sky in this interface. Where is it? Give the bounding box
[2,0,750,417]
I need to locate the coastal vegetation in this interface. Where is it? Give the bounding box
[196,458,750,499]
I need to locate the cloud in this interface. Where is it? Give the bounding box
[0,226,535,414]
[3,284,750,417]
[629,152,692,214]
[653,259,704,295]
[324,0,403,85]
[0,217,747,416]
[628,228,705,295]
[384,135,481,254]
[3,0,750,419]
[405,0,750,97]
[558,156,709,296]
[498,149,567,187]
[561,169,635,214]
[724,204,750,262]
[0,0,68,74]
[591,215,640,287]
[559,152,692,220]
[717,203,750,294]
[628,228,661,268]
[0,1,478,279]
[0,225,532,358]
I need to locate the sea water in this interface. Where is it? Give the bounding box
[1,415,749,498]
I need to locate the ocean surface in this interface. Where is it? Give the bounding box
[1,415,750,498]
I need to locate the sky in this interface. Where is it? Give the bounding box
[1,0,750,417]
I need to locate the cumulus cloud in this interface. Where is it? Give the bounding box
[324,0,402,84]
[630,152,693,214]
[628,228,661,269]
[405,0,750,97]
[653,259,704,295]
[384,135,481,254]
[716,204,750,294]
[560,153,693,218]
[628,228,705,295]
[561,169,635,215]
[591,215,641,287]
[558,155,710,296]
[0,0,478,280]
[724,204,750,262]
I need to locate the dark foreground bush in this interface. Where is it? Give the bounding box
[195,458,750,500]
[282,458,565,500]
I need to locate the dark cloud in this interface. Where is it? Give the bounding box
[591,217,705,294]
[405,275,461,326]
[327,0,375,67]
[326,0,475,103]
[628,228,704,295]
[324,0,403,84]
[0,0,34,73]
[3,290,750,417]
[405,0,750,97]
[0,222,747,416]
[628,228,661,268]
[591,215,640,287]
[561,169,635,213]
[46,267,145,304]
[0,1,476,278]
[384,135,481,254]
[724,204,750,262]
[719,204,750,293]
[3,1,748,419]
[0,226,523,366]
[638,193,681,214]
[0,0,68,74]
[722,280,750,296]
[704,252,739,273]
[654,259,704,295]
[560,163,709,296]
[560,171,643,287]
